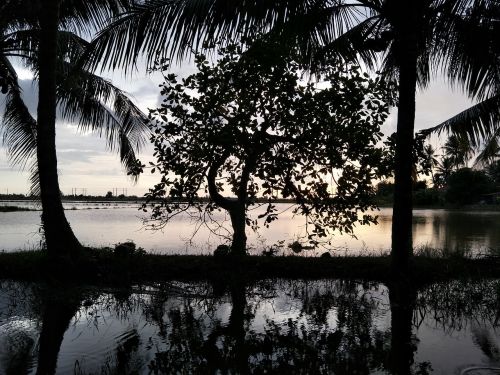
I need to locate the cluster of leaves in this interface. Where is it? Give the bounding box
[144,41,394,242]
[383,132,434,179]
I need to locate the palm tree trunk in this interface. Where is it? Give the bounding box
[391,6,420,274]
[37,0,81,256]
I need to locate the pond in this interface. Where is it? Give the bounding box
[2,201,500,255]
[0,278,499,374]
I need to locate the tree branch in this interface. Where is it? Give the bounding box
[207,152,237,211]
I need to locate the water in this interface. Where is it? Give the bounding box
[1,279,499,374]
[2,201,500,255]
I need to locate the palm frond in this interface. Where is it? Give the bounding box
[474,133,500,167]
[434,0,500,100]
[55,60,150,175]
[58,0,132,37]
[422,93,500,148]
[88,0,338,72]
[310,14,382,72]
[28,161,40,196]
[0,56,37,170]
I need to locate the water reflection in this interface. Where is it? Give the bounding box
[1,279,500,374]
[4,204,500,255]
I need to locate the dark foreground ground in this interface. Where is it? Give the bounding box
[1,249,499,286]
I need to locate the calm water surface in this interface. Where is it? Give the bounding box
[2,201,500,255]
[0,279,499,374]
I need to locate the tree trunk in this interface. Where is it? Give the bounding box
[208,155,248,256]
[391,5,420,275]
[37,0,81,256]
[229,205,247,256]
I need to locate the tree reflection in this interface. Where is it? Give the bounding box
[1,331,35,375]
[0,282,84,375]
[1,278,500,374]
[388,281,432,375]
[146,280,395,373]
[36,287,83,375]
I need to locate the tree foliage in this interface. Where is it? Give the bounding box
[143,42,393,253]
[445,168,494,205]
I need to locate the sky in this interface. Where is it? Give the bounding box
[0,62,474,196]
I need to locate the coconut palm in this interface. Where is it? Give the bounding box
[441,134,474,169]
[434,155,454,188]
[1,0,149,255]
[420,143,439,185]
[87,0,488,270]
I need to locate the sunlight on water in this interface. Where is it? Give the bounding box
[2,201,500,255]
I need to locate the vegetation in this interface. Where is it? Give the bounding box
[143,42,392,255]
[0,0,149,256]
[1,0,500,268]
[376,132,500,207]
[1,248,500,285]
[2,2,500,373]
[89,0,500,274]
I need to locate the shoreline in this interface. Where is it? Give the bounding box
[1,249,499,286]
[4,198,500,211]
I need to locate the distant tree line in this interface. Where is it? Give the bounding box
[376,136,500,206]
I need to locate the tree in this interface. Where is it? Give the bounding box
[89,0,487,272]
[445,168,494,205]
[434,156,454,189]
[486,160,500,186]
[442,135,473,169]
[1,0,149,256]
[144,43,392,255]
[422,144,438,185]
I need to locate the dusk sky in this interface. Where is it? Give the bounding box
[0,63,474,196]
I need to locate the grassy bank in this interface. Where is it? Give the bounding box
[1,248,499,285]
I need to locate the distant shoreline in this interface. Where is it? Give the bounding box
[3,195,500,211]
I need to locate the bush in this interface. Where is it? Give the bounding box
[413,188,442,206]
[445,168,494,205]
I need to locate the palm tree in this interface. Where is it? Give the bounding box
[441,134,474,169]
[88,0,486,271]
[1,0,149,256]
[434,155,454,188]
[422,143,439,185]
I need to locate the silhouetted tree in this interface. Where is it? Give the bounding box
[442,135,474,170]
[144,42,392,254]
[1,0,149,256]
[445,168,494,205]
[422,144,438,185]
[487,160,500,186]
